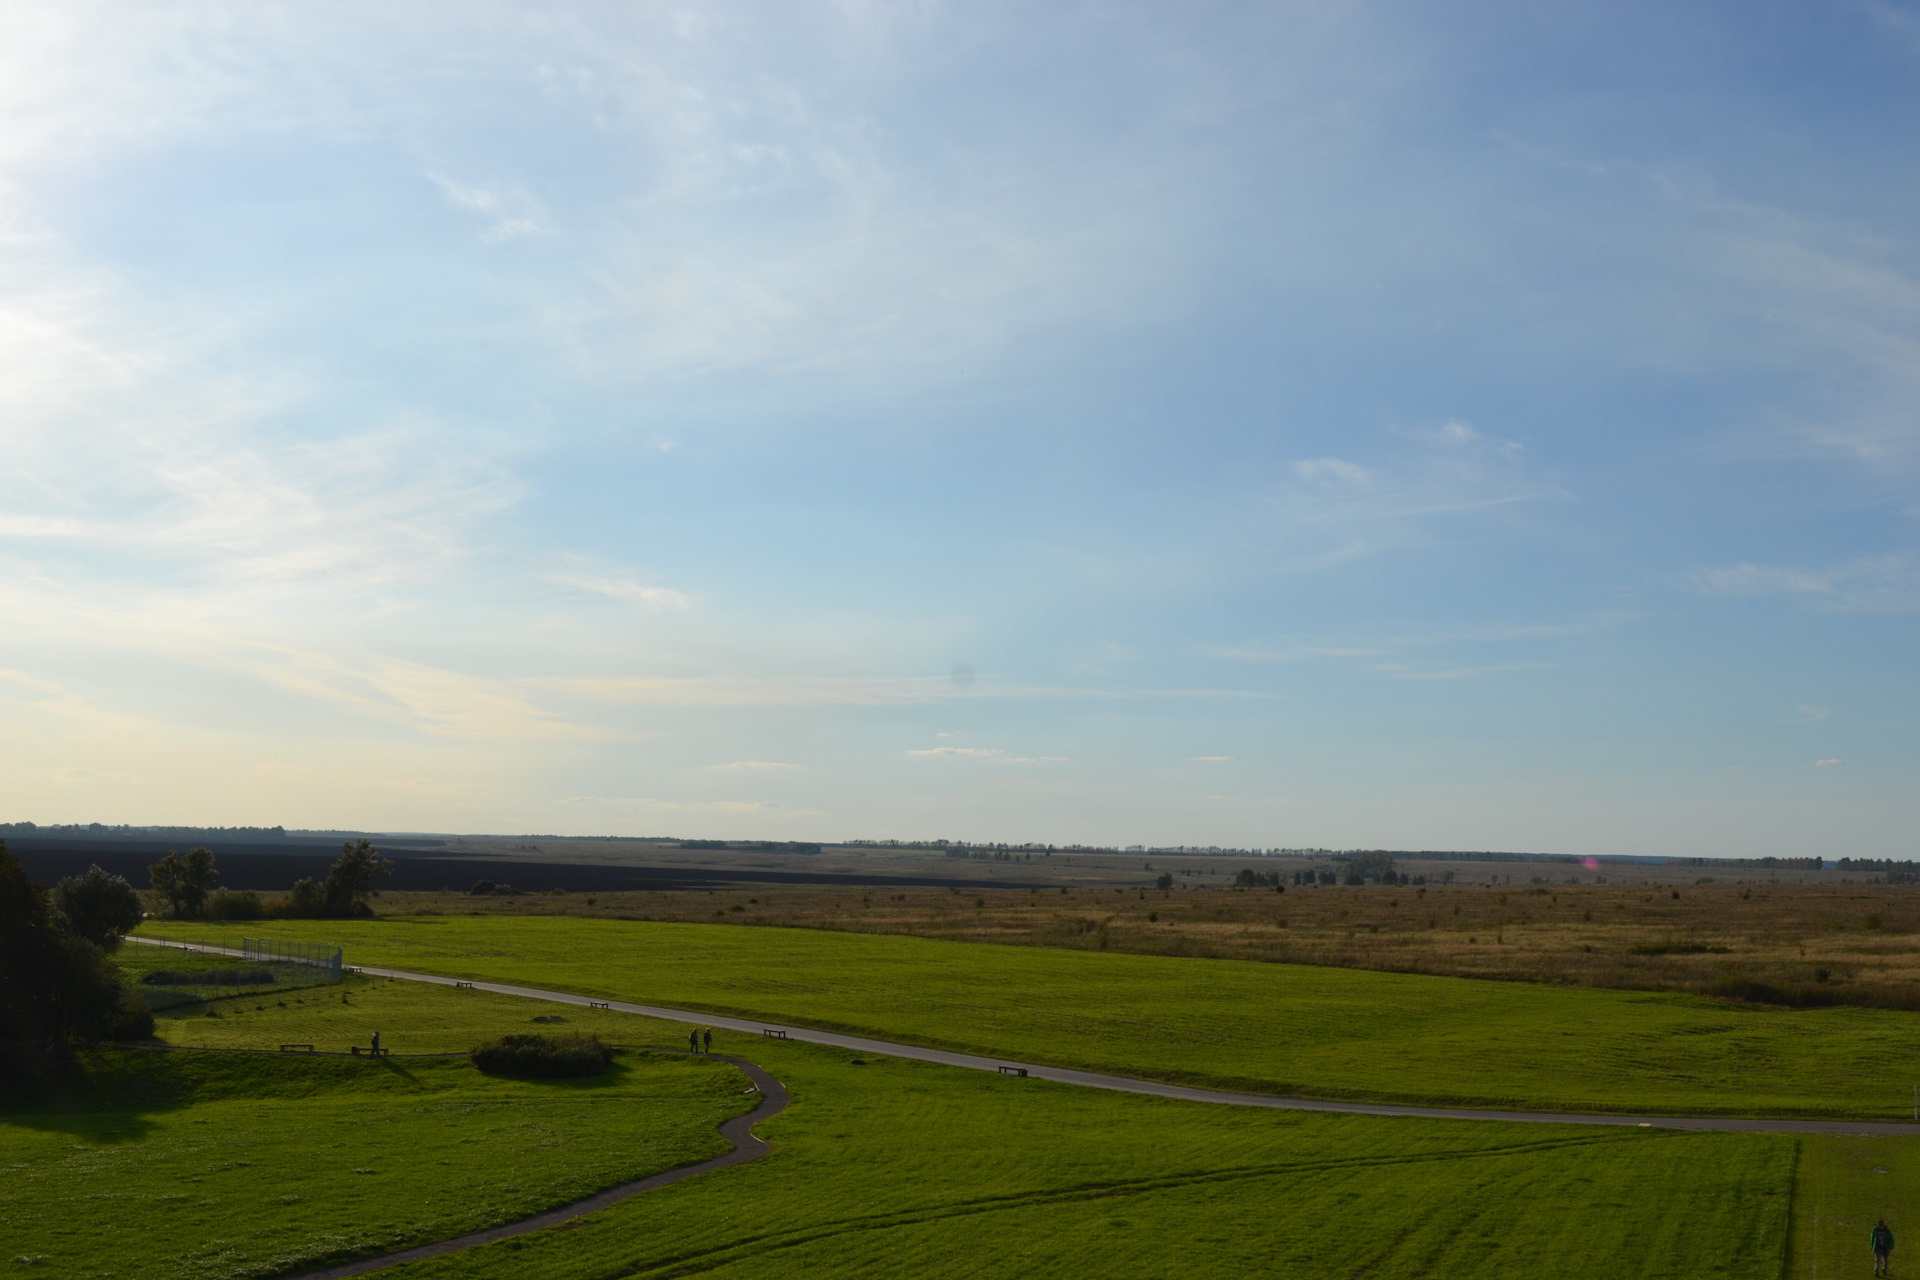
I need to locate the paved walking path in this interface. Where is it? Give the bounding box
[129,935,1920,1136]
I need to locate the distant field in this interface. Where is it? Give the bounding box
[139,915,1920,1117]
[0,980,752,1280]
[368,874,1920,1010]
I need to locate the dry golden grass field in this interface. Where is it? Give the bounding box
[363,872,1920,1010]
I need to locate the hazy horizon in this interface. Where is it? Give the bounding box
[3,2,1917,857]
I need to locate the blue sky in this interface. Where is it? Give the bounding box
[2,1,1917,855]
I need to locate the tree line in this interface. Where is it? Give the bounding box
[146,839,391,920]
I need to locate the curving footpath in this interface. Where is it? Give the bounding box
[129,936,1920,1136]
[282,1050,788,1280]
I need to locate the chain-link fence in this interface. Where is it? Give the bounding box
[242,937,343,978]
[138,937,344,1009]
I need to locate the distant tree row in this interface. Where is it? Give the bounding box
[145,840,391,921]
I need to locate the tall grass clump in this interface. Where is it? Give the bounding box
[470,1032,613,1079]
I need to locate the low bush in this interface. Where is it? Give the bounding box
[207,890,265,920]
[470,1032,612,1079]
[141,967,278,988]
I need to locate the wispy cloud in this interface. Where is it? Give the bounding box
[534,676,1268,709]
[905,746,1067,764]
[1688,554,1920,614]
[553,573,693,610]
[1191,755,1233,762]
[1204,616,1620,678]
[427,171,548,242]
[1263,420,1560,568]
[1815,758,1844,768]
[1785,704,1831,723]
[710,760,799,771]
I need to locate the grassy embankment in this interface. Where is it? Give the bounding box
[368,877,1920,1009]
[140,915,1920,1118]
[0,977,753,1280]
[9,968,1813,1280]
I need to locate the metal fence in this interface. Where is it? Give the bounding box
[243,937,343,978]
[139,937,344,1009]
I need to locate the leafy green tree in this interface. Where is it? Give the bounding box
[322,839,391,915]
[52,865,144,950]
[284,878,325,916]
[1155,872,1175,891]
[1,841,150,1082]
[148,847,219,918]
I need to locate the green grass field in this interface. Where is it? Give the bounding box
[0,980,755,1279]
[139,915,1920,1117]
[7,967,1818,1279]
[307,1032,1804,1280]
[1787,1134,1920,1279]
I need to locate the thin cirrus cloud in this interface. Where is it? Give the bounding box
[906,747,1068,764]
[426,171,548,242]
[552,573,693,610]
[1815,759,1844,768]
[1689,555,1920,614]
[709,761,800,771]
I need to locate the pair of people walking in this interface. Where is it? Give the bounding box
[687,1028,712,1055]
[1874,1220,1896,1277]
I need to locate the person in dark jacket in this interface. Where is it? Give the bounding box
[1874,1220,1895,1276]
[703,1028,713,1054]
[688,1028,700,1054]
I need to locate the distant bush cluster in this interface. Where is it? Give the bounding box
[470,1033,613,1079]
[469,880,523,896]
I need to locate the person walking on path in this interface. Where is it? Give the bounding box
[688,1029,700,1054]
[1874,1220,1896,1276]
[703,1029,713,1054]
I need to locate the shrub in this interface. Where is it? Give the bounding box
[207,890,265,921]
[470,1033,613,1079]
[141,967,277,988]
[470,880,497,895]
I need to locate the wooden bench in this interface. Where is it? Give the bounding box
[588,1000,609,1010]
[997,1065,1028,1077]
[762,1028,789,1040]
[454,981,474,989]
[279,1044,315,1053]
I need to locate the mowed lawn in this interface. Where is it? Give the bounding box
[0,980,754,1280]
[141,915,1920,1117]
[381,1032,1800,1280]
[1786,1134,1920,1279]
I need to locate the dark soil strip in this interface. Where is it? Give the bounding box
[280,1051,788,1280]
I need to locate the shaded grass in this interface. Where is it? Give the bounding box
[139,916,1920,1118]
[0,981,755,1280]
[378,1034,1800,1280]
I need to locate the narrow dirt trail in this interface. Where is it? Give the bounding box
[279,1050,788,1280]
[127,935,1920,1135]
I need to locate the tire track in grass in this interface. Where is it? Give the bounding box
[607,1130,1683,1278]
